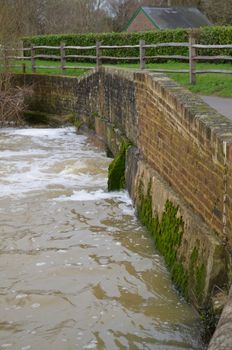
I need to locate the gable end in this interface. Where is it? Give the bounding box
[126,7,160,32]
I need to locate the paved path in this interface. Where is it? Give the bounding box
[200,96,232,121]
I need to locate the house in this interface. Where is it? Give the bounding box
[125,7,211,32]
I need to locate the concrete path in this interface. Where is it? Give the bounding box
[200,96,232,121]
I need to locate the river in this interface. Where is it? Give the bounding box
[0,128,203,350]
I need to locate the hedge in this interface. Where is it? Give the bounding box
[23,26,232,63]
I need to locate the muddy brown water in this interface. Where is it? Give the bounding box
[0,128,203,350]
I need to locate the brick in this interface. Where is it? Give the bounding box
[13,68,232,249]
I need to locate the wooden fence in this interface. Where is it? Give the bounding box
[1,35,232,84]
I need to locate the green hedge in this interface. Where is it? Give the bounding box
[23,26,232,63]
[199,26,232,56]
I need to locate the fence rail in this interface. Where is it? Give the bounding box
[0,34,232,84]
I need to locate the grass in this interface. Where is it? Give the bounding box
[10,59,232,97]
[12,59,93,77]
[118,61,232,97]
[153,62,232,97]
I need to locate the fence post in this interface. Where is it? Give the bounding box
[60,41,66,74]
[139,40,145,69]
[31,44,36,73]
[22,63,26,74]
[96,41,102,70]
[189,33,196,85]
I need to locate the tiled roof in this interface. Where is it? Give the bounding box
[141,7,211,29]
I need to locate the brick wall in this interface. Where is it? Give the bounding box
[15,68,232,250]
[127,11,156,32]
[134,72,231,247]
[96,68,232,249]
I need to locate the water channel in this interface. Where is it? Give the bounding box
[0,128,203,350]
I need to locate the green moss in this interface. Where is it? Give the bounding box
[24,110,50,125]
[137,185,188,297]
[158,200,188,296]
[172,262,188,297]
[195,264,206,303]
[190,247,199,266]
[63,113,76,124]
[108,142,130,191]
[189,247,206,304]
[73,118,84,131]
[137,182,208,304]
[24,110,72,127]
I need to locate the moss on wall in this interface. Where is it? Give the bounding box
[189,247,206,305]
[24,110,51,125]
[24,110,74,127]
[137,182,188,297]
[137,181,208,303]
[108,142,130,191]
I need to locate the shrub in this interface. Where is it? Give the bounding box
[0,73,32,127]
[22,26,232,63]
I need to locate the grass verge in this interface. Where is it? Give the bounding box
[9,60,232,97]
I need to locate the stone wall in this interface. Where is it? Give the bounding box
[14,68,232,309]
[208,284,232,350]
[15,72,100,117]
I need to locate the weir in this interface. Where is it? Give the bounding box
[14,68,232,347]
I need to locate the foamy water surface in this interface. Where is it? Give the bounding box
[0,128,204,350]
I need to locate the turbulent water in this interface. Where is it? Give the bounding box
[0,128,203,350]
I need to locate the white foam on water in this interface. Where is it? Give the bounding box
[21,346,31,350]
[0,149,47,158]
[60,162,87,175]
[0,128,109,199]
[55,189,133,203]
[1,344,12,348]
[16,294,28,300]
[84,340,97,349]
[118,201,136,216]
[9,127,78,139]
[36,262,46,267]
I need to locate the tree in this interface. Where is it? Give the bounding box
[200,0,232,25]
[1,0,231,38]
[0,1,32,126]
[0,1,21,44]
[107,0,140,31]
